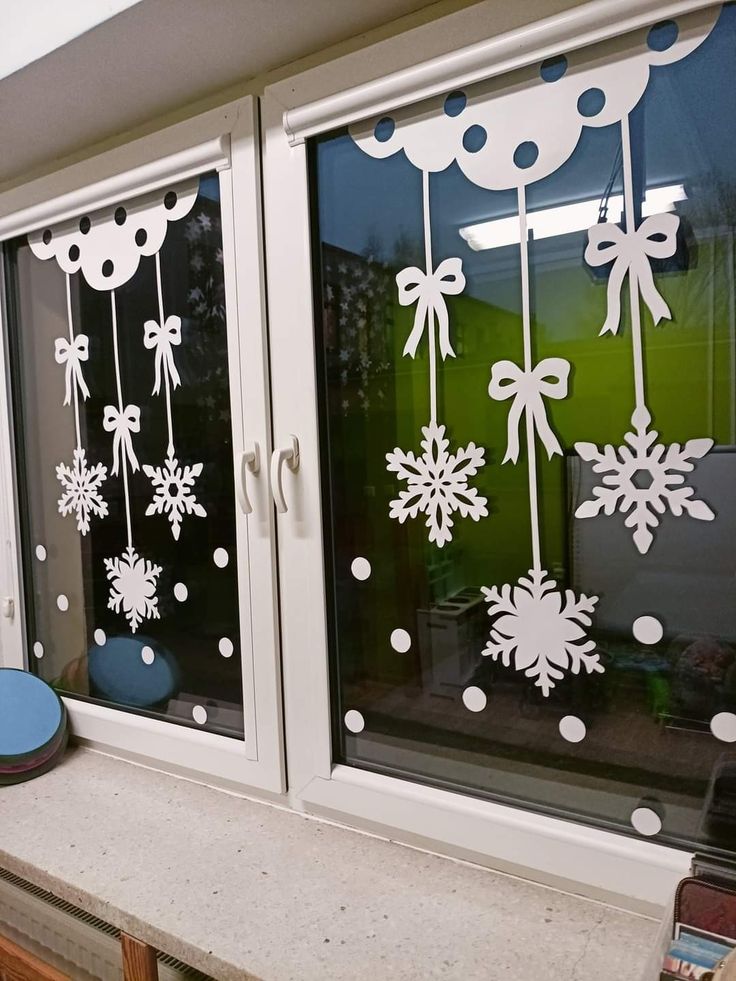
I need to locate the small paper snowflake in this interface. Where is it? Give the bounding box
[481,569,602,696]
[386,420,487,547]
[574,406,715,555]
[143,450,206,541]
[104,545,162,633]
[56,447,108,535]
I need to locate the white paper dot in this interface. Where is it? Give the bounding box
[344,709,365,733]
[93,628,106,647]
[56,594,69,612]
[218,637,234,658]
[33,641,44,659]
[351,557,372,581]
[390,628,411,653]
[559,715,587,743]
[630,806,662,837]
[213,548,229,569]
[192,705,208,725]
[632,615,663,645]
[174,582,188,602]
[462,686,487,713]
[35,545,47,562]
[710,712,736,743]
[141,645,155,665]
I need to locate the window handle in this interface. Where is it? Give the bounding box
[270,436,300,514]
[236,443,260,515]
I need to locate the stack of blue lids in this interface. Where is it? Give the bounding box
[0,669,68,785]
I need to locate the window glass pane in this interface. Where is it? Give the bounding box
[5,172,244,737]
[311,6,736,854]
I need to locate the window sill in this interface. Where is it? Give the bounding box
[0,747,658,980]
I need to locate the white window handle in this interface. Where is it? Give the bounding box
[270,436,300,513]
[235,443,260,515]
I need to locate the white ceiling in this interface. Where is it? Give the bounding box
[0,0,468,189]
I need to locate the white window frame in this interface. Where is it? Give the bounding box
[0,96,286,795]
[262,0,721,911]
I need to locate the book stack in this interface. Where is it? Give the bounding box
[0,668,68,786]
[660,870,736,980]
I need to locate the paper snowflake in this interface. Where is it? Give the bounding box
[56,447,108,535]
[481,569,602,696]
[386,420,487,547]
[574,407,715,555]
[104,545,162,633]
[143,450,206,541]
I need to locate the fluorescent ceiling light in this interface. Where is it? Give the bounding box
[459,184,687,252]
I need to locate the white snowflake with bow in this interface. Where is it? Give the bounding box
[574,406,715,555]
[386,420,487,547]
[143,450,206,540]
[56,447,108,535]
[104,545,162,633]
[481,569,602,696]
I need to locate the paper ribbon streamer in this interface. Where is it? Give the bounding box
[396,257,465,360]
[489,358,570,464]
[143,315,182,395]
[103,404,141,475]
[585,213,680,335]
[54,334,90,406]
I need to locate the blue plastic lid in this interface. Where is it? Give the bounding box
[0,669,64,758]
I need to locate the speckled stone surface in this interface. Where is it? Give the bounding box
[0,748,658,980]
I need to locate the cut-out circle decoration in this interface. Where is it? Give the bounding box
[213,547,229,569]
[173,582,188,602]
[350,556,372,581]
[462,686,487,713]
[711,712,736,743]
[33,642,44,659]
[559,715,586,743]
[344,709,365,733]
[632,615,663,645]
[390,628,412,653]
[29,178,202,633]
[630,805,662,837]
[35,545,47,562]
[350,8,719,696]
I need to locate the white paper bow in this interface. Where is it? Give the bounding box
[489,358,570,464]
[143,315,182,395]
[54,334,90,405]
[103,404,141,475]
[396,257,466,360]
[585,213,680,336]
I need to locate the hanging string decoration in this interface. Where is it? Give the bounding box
[53,274,108,534]
[573,113,715,554]
[29,179,199,631]
[351,122,488,548]
[142,249,207,541]
[350,7,719,693]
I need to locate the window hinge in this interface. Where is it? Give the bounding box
[1,597,14,620]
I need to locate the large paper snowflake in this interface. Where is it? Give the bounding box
[104,545,162,633]
[143,450,206,540]
[56,447,108,535]
[386,420,487,547]
[481,569,602,696]
[574,407,715,555]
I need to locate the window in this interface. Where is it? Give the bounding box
[305,4,736,859]
[0,100,284,791]
[5,172,246,736]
